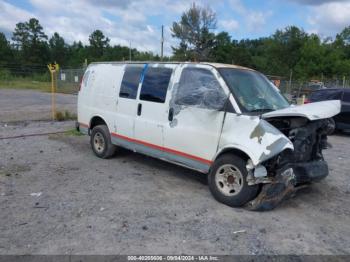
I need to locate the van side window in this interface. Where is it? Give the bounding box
[140,67,173,103]
[175,68,227,110]
[119,66,144,99]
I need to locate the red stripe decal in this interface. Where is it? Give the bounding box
[111,132,212,165]
[79,123,89,128]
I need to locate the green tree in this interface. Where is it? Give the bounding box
[49,32,67,65]
[270,26,308,75]
[12,22,29,50]
[67,41,88,67]
[89,30,110,60]
[0,33,13,64]
[11,18,49,65]
[171,3,216,61]
[211,32,233,63]
[334,26,350,60]
[294,34,326,79]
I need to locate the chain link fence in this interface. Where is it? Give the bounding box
[0,65,86,95]
[57,68,85,94]
[269,78,350,104]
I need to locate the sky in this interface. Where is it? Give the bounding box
[1,0,350,55]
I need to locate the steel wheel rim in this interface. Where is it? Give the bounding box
[215,164,243,196]
[93,132,105,153]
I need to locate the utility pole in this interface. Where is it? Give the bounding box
[129,41,132,61]
[161,25,164,61]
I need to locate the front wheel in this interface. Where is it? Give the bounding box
[208,154,259,207]
[90,125,116,159]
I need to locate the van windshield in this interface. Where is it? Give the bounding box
[218,68,289,113]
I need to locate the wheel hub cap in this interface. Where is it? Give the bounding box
[215,164,243,196]
[93,132,105,153]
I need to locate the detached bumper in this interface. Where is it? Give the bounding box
[293,161,328,184]
[247,160,328,211]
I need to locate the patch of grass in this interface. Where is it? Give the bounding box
[0,79,78,94]
[55,110,77,121]
[0,80,51,92]
[64,128,84,136]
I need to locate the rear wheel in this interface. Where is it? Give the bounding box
[90,125,116,158]
[326,118,336,135]
[208,154,259,207]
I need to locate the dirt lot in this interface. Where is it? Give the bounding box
[0,89,350,255]
[0,89,76,122]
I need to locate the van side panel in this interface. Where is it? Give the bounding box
[78,64,124,133]
[77,65,95,132]
[113,64,142,145]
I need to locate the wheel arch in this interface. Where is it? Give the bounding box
[214,147,251,164]
[89,115,108,134]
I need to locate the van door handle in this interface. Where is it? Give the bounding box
[168,107,174,121]
[137,103,142,116]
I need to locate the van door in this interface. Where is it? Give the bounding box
[133,65,175,157]
[163,65,228,172]
[113,64,144,149]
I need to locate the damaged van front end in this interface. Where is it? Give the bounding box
[249,100,341,210]
[218,100,341,211]
[216,66,341,210]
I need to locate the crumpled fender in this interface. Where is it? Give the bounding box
[216,113,294,166]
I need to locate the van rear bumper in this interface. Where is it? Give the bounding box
[76,122,89,135]
[75,121,80,132]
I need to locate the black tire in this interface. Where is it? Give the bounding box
[208,154,259,207]
[326,118,336,135]
[90,125,116,159]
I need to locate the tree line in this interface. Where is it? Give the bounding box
[1,4,350,80]
[0,18,161,73]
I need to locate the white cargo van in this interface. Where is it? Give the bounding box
[77,62,340,210]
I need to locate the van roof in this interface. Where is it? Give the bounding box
[89,61,254,71]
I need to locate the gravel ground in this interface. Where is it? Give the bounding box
[0,89,76,122]
[0,120,350,255]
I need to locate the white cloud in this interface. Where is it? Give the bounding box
[7,0,197,55]
[219,19,239,32]
[228,0,246,14]
[289,0,349,5]
[306,1,350,36]
[0,1,33,36]
[0,0,170,54]
[228,0,273,32]
[246,11,273,31]
[0,0,271,55]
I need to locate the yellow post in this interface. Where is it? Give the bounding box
[48,63,59,121]
[51,71,56,120]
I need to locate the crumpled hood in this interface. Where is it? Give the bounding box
[262,100,341,121]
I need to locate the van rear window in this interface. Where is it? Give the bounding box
[140,67,172,103]
[120,66,144,99]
